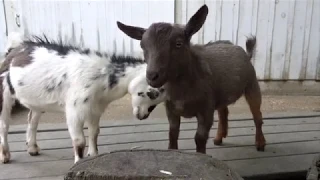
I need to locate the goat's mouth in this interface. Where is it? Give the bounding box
[136,113,149,120]
[147,76,167,88]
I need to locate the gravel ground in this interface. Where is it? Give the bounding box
[9,95,320,125]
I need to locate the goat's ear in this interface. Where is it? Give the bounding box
[184,5,208,39]
[117,21,146,41]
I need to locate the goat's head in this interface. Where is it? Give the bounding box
[129,74,166,120]
[117,5,209,88]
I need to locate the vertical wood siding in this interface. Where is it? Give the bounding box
[2,0,174,56]
[0,1,7,55]
[176,0,320,80]
[1,0,319,80]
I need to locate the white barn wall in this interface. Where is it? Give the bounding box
[1,0,319,81]
[1,0,175,56]
[176,0,320,81]
[0,1,7,56]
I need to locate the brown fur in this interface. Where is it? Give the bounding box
[0,45,33,75]
[0,75,25,113]
[117,4,266,153]
[0,76,4,111]
[0,46,28,113]
[9,45,34,68]
[75,145,85,159]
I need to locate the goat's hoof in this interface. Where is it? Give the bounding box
[29,151,40,156]
[87,152,98,157]
[1,155,10,164]
[0,148,11,163]
[255,142,265,152]
[256,145,265,152]
[28,145,40,156]
[74,157,82,164]
[213,138,223,145]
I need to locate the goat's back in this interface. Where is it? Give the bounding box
[197,43,257,108]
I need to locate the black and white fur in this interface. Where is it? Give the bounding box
[0,33,166,164]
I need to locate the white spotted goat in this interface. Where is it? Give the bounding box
[0,32,166,164]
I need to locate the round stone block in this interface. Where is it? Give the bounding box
[307,154,320,180]
[65,149,243,180]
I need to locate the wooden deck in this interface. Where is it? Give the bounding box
[1,112,320,180]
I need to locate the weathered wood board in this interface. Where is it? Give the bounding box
[0,113,319,179]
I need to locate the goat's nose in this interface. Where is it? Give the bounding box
[147,71,159,81]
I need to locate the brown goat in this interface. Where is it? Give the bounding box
[116,4,266,153]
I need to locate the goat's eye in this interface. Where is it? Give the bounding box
[176,41,183,48]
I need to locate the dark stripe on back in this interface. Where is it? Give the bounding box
[6,72,15,95]
[108,55,144,89]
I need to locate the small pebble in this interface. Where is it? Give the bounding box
[131,146,142,150]
[160,170,172,175]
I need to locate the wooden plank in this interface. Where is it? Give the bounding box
[8,112,320,133]
[7,125,320,152]
[19,0,32,36]
[237,0,254,48]
[226,153,318,178]
[7,117,320,142]
[232,0,240,44]
[254,0,273,79]
[214,0,222,41]
[104,0,115,51]
[250,0,259,36]
[288,0,308,79]
[2,140,319,179]
[0,0,6,56]
[14,176,65,180]
[120,0,131,55]
[3,153,319,179]
[203,0,216,42]
[2,0,21,34]
[270,0,289,80]
[130,0,148,54]
[282,0,295,79]
[220,0,235,42]
[3,152,318,179]
[181,0,188,24]
[0,159,72,180]
[113,1,123,54]
[186,0,205,44]
[95,0,107,52]
[203,141,320,161]
[2,116,319,179]
[264,0,276,80]
[306,0,320,80]
[299,0,314,79]
[7,137,320,164]
[69,0,82,46]
[79,1,98,50]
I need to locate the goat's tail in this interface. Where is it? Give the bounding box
[4,32,24,56]
[0,32,24,75]
[245,35,257,60]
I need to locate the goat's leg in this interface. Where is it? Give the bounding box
[0,83,14,163]
[213,107,229,145]
[165,101,181,150]
[66,107,86,164]
[87,114,100,157]
[26,110,42,156]
[245,80,266,151]
[195,111,214,154]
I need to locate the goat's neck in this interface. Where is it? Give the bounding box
[171,49,204,84]
[166,50,209,101]
[116,63,147,92]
